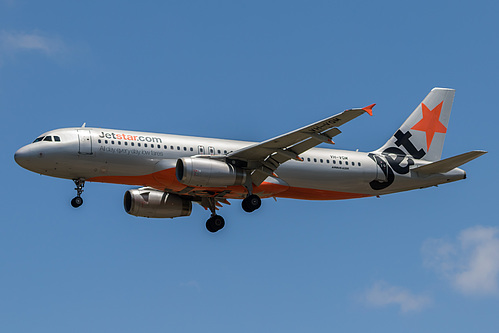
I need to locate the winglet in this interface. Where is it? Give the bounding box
[362,104,375,116]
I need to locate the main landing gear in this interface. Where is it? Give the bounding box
[241,179,261,213]
[206,214,225,233]
[71,178,85,208]
[242,194,261,212]
[203,193,262,233]
[204,197,225,233]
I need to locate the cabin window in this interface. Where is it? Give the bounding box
[307,158,311,162]
[320,159,323,163]
[339,161,342,165]
[118,141,121,145]
[111,140,115,144]
[190,147,193,152]
[177,146,180,150]
[183,147,187,151]
[138,143,141,147]
[358,162,361,166]
[145,143,148,148]
[326,160,330,163]
[98,139,102,144]
[131,142,134,146]
[125,142,128,146]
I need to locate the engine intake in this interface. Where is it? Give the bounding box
[176,157,246,187]
[124,188,192,218]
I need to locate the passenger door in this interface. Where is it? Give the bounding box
[77,129,93,155]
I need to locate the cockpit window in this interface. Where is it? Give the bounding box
[33,135,62,143]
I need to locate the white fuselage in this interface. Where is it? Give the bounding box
[14,127,466,200]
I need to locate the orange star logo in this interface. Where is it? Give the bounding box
[411,101,447,151]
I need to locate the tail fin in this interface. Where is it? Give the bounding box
[376,87,455,161]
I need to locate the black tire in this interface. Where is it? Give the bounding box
[71,196,83,208]
[206,218,218,233]
[212,215,225,230]
[242,194,261,212]
[206,215,225,232]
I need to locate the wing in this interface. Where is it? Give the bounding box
[227,104,375,186]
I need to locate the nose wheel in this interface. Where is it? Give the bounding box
[71,178,85,208]
[71,196,83,208]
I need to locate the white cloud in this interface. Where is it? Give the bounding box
[363,281,432,313]
[0,30,67,60]
[422,226,499,296]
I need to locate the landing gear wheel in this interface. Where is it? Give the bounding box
[71,196,83,208]
[206,215,225,233]
[242,194,261,213]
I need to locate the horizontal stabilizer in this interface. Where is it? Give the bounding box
[412,150,487,175]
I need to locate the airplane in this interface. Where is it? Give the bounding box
[14,88,486,232]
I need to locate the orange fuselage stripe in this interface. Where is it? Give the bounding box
[88,168,371,201]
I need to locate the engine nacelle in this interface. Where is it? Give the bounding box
[176,157,246,187]
[124,188,192,218]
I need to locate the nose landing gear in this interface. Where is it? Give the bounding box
[71,178,85,208]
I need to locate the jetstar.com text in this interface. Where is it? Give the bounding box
[98,131,162,143]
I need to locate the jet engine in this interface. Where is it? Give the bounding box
[124,188,192,218]
[176,157,247,187]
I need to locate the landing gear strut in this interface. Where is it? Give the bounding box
[204,197,225,233]
[71,178,85,208]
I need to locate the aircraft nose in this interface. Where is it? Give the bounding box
[14,145,39,169]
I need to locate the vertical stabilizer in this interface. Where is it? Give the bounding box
[376,87,455,161]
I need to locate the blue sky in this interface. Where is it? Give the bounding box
[1,1,498,332]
